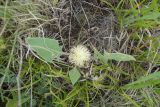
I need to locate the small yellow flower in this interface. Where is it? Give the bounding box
[69,45,91,67]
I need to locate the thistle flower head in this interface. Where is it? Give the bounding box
[69,45,91,67]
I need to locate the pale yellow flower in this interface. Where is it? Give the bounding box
[69,45,91,67]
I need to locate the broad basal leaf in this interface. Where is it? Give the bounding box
[104,51,136,61]
[69,67,81,85]
[94,49,136,63]
[26,37,62,62]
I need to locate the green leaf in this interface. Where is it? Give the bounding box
[104,51,136,61]
[6,98,17,107]
[93,48,107,63]
[0,7,12,19]
[53,0,59,5]
[122,72,160,89]
[0,37,6,50]
[26,37,62,62]
[69,67,81,85]
[63,86,82,102]
[94,49,136,63]
[5,93,29,107]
